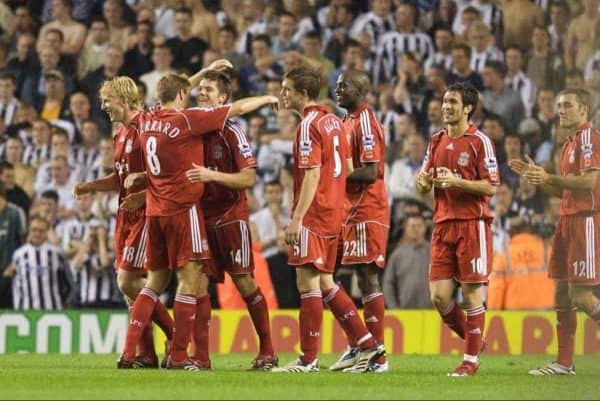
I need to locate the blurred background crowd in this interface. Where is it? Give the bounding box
[0,0,599,312]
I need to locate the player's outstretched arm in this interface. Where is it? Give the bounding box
[186,163,256,189]
[72,173,119,199]
[228,95,279,117]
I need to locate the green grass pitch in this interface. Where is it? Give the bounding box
[0,354,597,400]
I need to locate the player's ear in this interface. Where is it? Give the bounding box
[464,104,473,116]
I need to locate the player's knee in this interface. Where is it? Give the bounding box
[232,274,256,297]
[430,293,451,310]
[117,274,141,299]
[571,287,595,312]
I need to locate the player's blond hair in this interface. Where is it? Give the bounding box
[99,76,142,109]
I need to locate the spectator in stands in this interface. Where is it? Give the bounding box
[139,44,175,106]
[217,24,252,70]
[0,73,20,130]
[0,181,26,308]
[38,69,69,122]
[8,214,73,310]
[166,7,208,75]
[517,117,553,165]
[271,11,300,56]
[500,133,523,190]
[3,137,35,197]
[383,213,431,309]
[0,161,31,215]
[20,45,63,108]
[122,20,154,79]
[38,28,77,76]
[5,33,37,95]
[239,34,283,96]
[548,1,570,54]
[36,155,77,219]
[23,119,52,168]
[467,20,504,74]
[488,217,555,310]
[329,39,366,99]
[250,180,297,308]
[39,0,86,56]
[185,0,220,49]
[389,133,427,201]
[481,60,525,133]
[481,114,507,164]
[349,0,393,57]
[534,88,559,138]
[78,17,109,80]
[102,0,133,49]
[424,98,444,137]
[505,46,537,118]
[447,43,484,91]
[564,0,599,71]
[527,25,566,94]
[71,120,100,170]
[491,182,520,254]
[374,2,434,86]
[501,0,545,51]
[515,173,546,224]
[425,24,454,71]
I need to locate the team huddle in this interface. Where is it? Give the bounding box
[73,57,600,376]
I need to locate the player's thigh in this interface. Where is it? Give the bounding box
[145,216,169,271]
[456,219,492,283]
[548,216,569,281]
[340,222,389,268]
[288,226,337,274]
[215,220,254,275]
[429,221,457,281]
[562,214,600,285]
[118,218,148,272]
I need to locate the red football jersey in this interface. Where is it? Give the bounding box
[560,123,600,216]
[137,105,230,216]
[113,121,145,203]
[292,105,349,236]
[342,103,389,225]
[202,119,257,222]
[421,124,499,223]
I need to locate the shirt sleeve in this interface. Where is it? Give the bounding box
[184,105,231,136]
[357,109,382,164]
[420,140,434,173]
[579,129,600,172]
[476,137,500,185]
[226,123,257,170]
[297,119,322,169]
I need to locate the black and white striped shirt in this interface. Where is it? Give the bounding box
[22,144,51,167]
[424,52,453,71]
[11,242,72,310]
[73,254,121,307]
[470,46,504,73]
[0,97,20,127]
[505,71,538,118]
[374,31,434,86]
[72,145,100,171]
[349,11,395,51]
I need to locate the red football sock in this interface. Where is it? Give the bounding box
[151,300,173,340]
[556,309,577,367]
[440,301,466,339]
[465,305,485,358]
[323,285,374,350]
[299,290,323,365]
[171,293,197,363]
[192,295,211,362]
[363,292,386,363]
[243,288,274,356]
[139,324,156,357]
[122,288,158,360]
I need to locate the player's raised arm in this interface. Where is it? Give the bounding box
[228,95,279,117]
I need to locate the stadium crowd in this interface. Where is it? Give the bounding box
[0,0,599,313]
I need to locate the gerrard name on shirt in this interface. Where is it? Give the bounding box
[140,119,181,138]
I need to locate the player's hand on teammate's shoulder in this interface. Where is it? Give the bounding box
[186,163,215,183]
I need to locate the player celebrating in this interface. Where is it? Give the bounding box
[415,82,498,376]
[331,69,390,373]
[510,89,600,376]
[72,76,173,368]
[185,70,277,371]
[120,73,279,370]
[272,66,384,373]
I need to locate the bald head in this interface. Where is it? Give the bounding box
[335,69,371,111]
